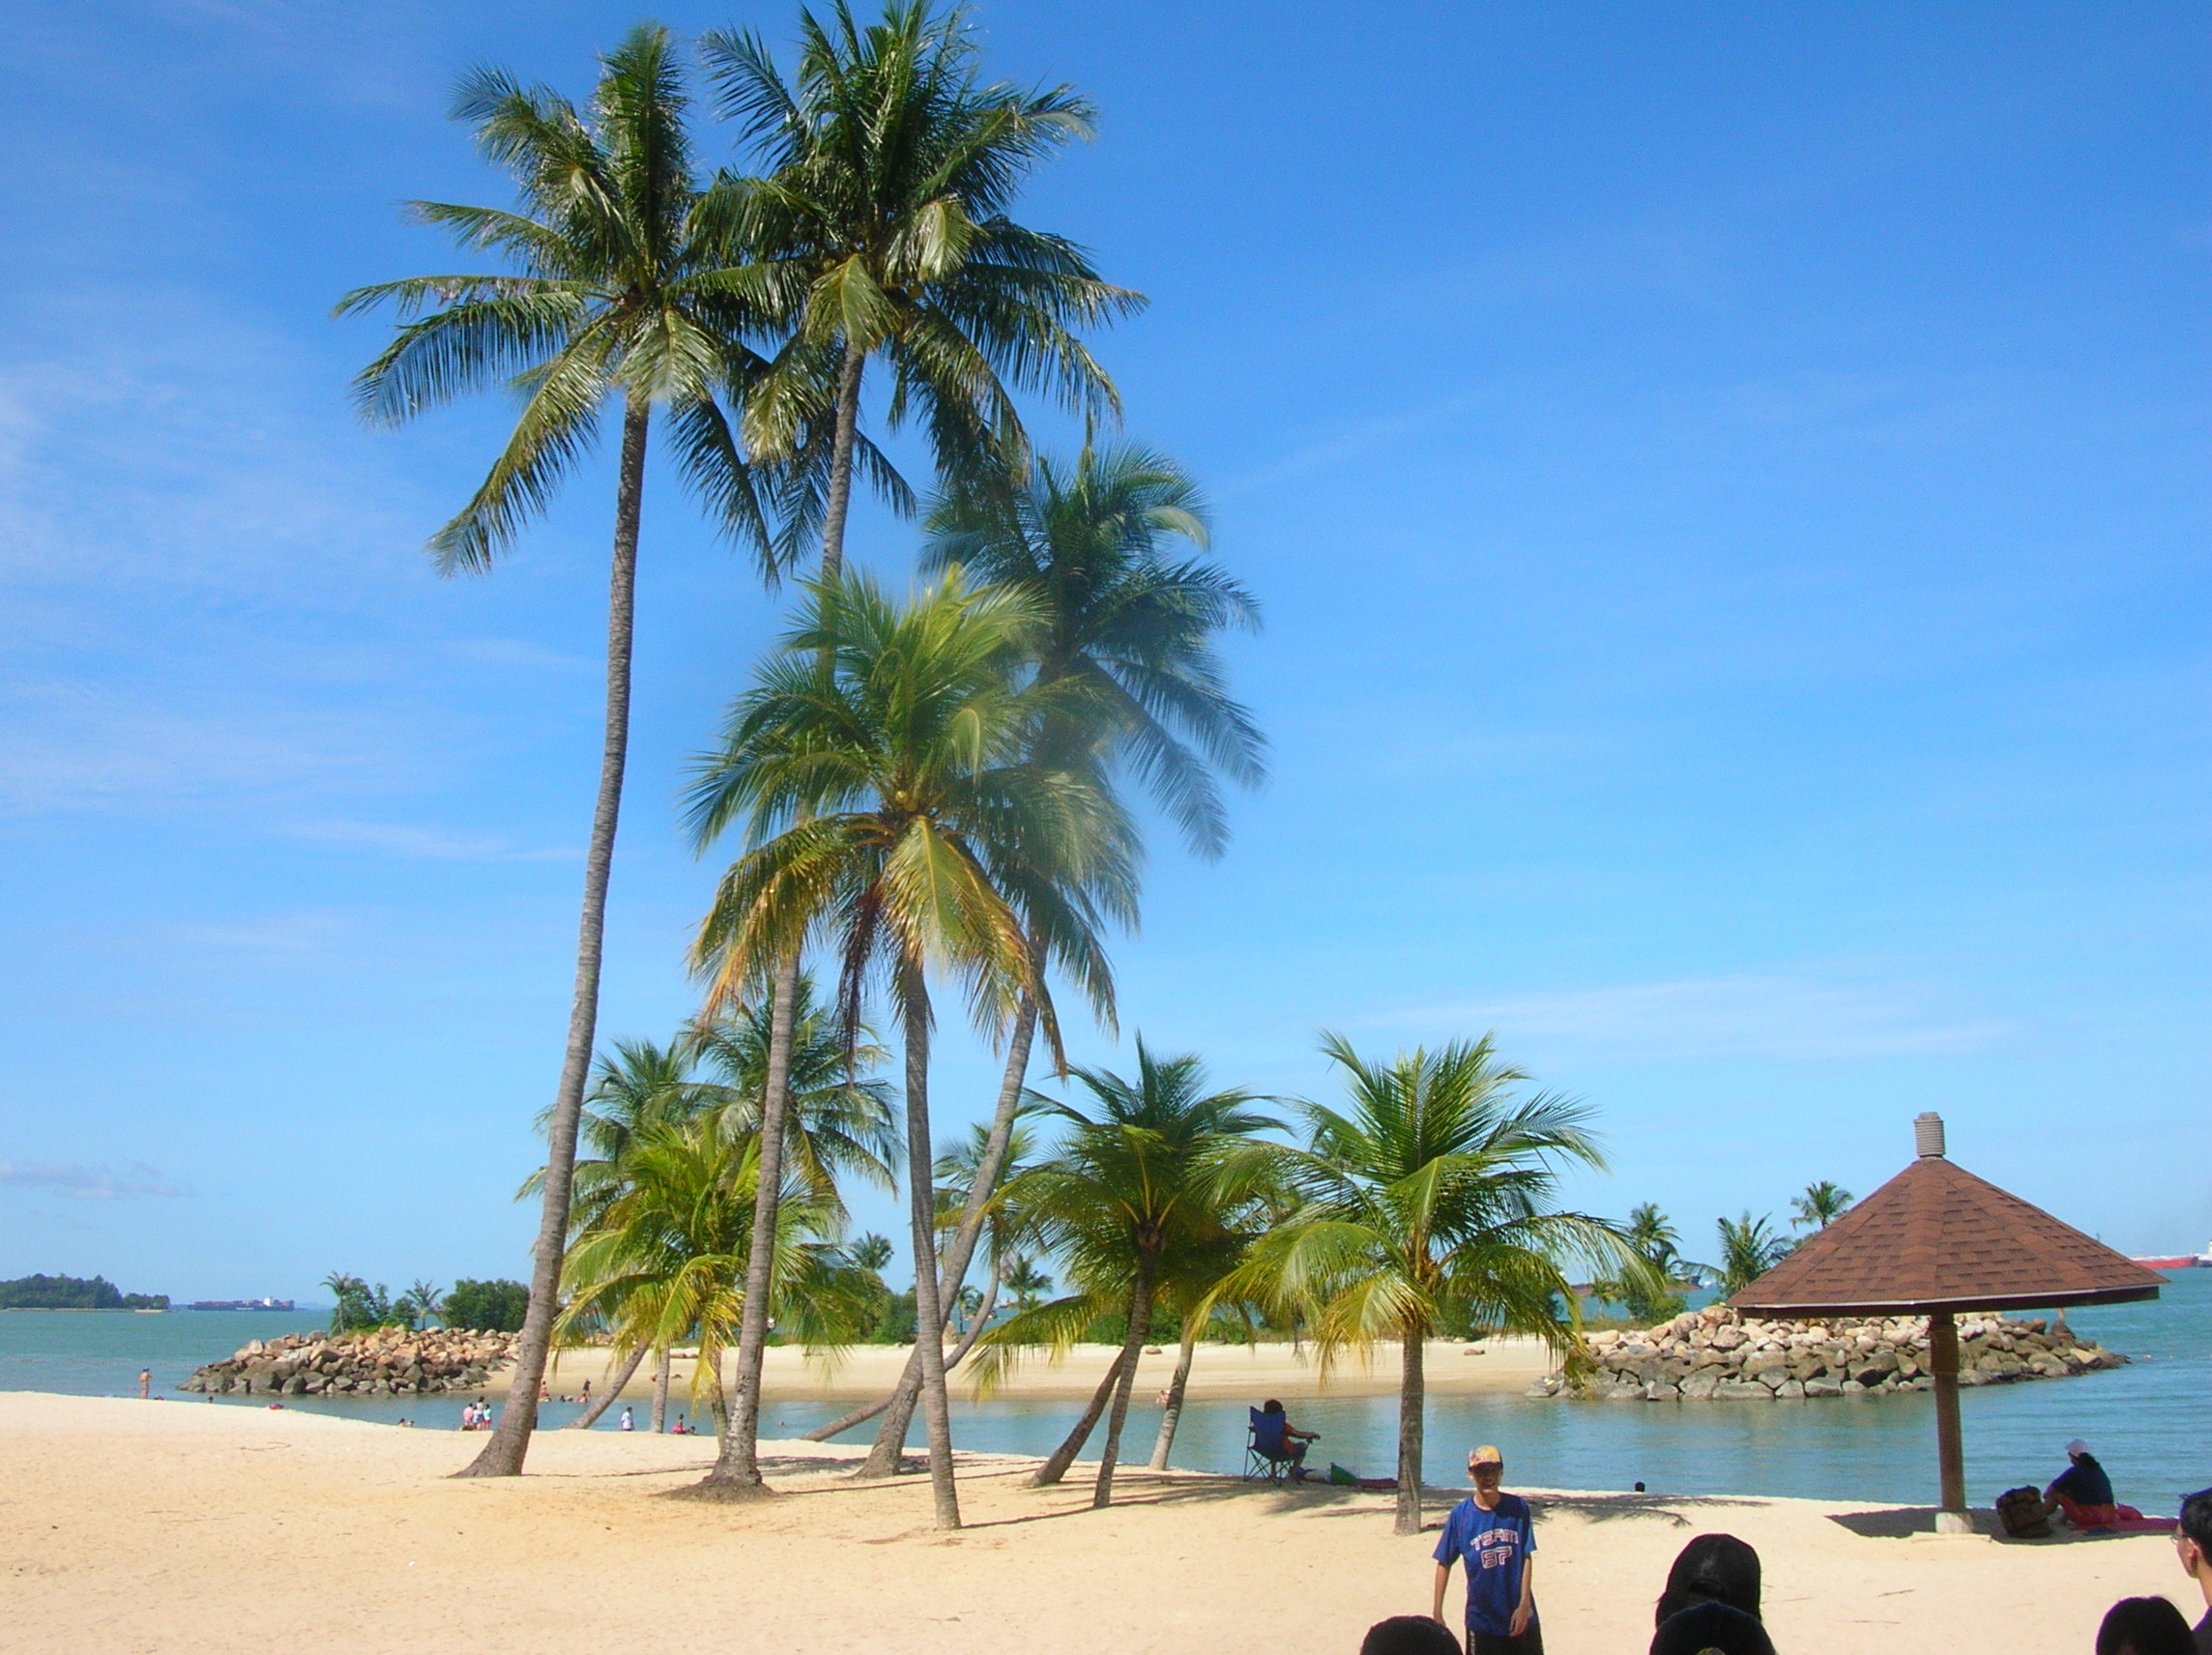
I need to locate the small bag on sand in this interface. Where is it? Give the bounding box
[1995,1486,2051,1538]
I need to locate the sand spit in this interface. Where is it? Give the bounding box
[2,1391,2196,1655]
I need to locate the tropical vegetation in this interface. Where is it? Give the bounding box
[1215,1035,1629,1535]
[1714,1211,1795,1295]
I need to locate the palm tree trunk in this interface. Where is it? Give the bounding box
[1029,1345,1131,1489]
[699,1347,730,1437]
[1148,1315,1199,1470]
[818,339,865,579]
[859,990,1038,1470]
[568,1342,650,1430]
[650,1345,671,1434]
[900,967,960,1529]
[718,339,866,1477]
[1395,1321,1426,1536]
[460,398,649,1479]
[696,953,801,1496]
[1091,1258,1158,1509]
[801,1263,998,1446]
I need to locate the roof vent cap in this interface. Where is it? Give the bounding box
[1914,1112,1946,1159]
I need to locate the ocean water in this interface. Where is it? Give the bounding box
[7,1271,2206,1509]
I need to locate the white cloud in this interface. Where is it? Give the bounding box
[1377,973,2012,1064]
[0,1159,189,1201]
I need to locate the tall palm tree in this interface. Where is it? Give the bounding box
[1220,1034,1625,1535]
[335,26,780,1478]
[972,1041,1274,1507]
[1715,1212,1794,1294]
[1790,1179,1854,1233]
[701,0,1141,576]
[697,0,1143,1493]
[684,567,1129,1526]
[854,442,1265,1473]
[1004,1255,1051,1311]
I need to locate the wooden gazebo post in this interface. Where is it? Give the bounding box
[1733,1113,2163,1534]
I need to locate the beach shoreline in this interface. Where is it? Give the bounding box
[4,1389,2197,1655]
[531,1335,1560,1404]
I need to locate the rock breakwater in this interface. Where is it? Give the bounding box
[181,1328,516,1397]
[1528,1302,2124,1402]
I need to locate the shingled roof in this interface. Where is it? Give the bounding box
[1732,1118,2165,1317]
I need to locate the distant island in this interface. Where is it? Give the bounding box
[0,1273,169,1310]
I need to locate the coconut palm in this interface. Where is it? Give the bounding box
[698,1,1144,1491]
[684,567,1129,1526]
[556,1118,875,1432]
[336,26,790,1477]
[971,1041,1274,1507]
[685,976,902,1205]
[1219,1034,1626,1535]
[855,442,1265,1472]
[1004,1255,1051,1311]
[700,0,1141,575]
[1790,1179,1854,1233]
[1592,1202,1686,1324]
[1715,1212,1794,1294]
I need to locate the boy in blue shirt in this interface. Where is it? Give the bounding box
[1432,1443,1540,1654]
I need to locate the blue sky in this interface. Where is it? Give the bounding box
[1,2,2205,1300]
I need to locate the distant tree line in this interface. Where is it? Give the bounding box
[0,1273,167,1310]
[322,1273,528,1333]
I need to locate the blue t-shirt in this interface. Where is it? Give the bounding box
[1434,1493,1537,1638]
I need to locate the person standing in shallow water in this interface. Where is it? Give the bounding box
[1432,1444,1540,1655]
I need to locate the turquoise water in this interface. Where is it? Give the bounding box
[8,1272,2206,1508]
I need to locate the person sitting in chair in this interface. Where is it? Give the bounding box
[1254,1398,1319,1480]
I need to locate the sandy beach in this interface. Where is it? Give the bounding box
[5,1391,2196,1655]
[538,1337,1561,1404]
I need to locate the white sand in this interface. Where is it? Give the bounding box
[3,1391,2197,1654]
[540,1336,1559,1402]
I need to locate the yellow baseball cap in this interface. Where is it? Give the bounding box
[1470,1444,1503,1466]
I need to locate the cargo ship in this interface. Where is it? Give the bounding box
[2128,1243,2209,1271]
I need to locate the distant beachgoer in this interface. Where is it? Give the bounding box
[2175,1487,2212,1654]
[2046,1438,2120,1528]
[1654,1533,1762,1628]
[1650,1603,1774,1655]
[1433,1444,1539,1655]
[620,1406,634,1433]
[2097,1598,2197,1655]
[138,1368,151,1399]
[1360,1615,1462,1655]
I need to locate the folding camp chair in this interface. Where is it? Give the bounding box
[1244,1406,1294,1483]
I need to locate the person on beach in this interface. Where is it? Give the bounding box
[2095,1597,2196,1655]
[1654,1534,1761,1628]
[1650,1603,1774,1655]
[1258,1399,1320,1479]
[2175,1487,2212,1654]
[1432,1444,1539,1655]
[138,1368,151,1399]
[1361,1616,1462,1655]
[620,1406,634,1433]
[2045,1438,2121,1528]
